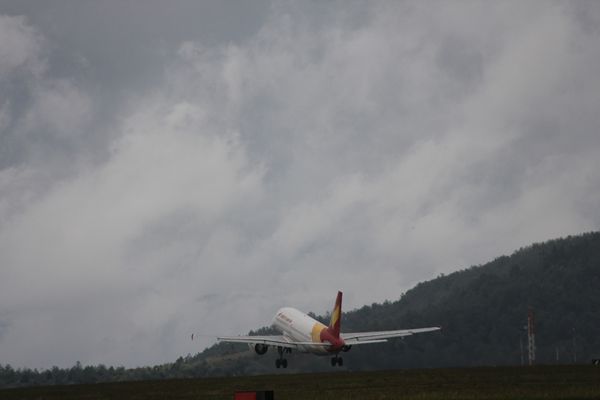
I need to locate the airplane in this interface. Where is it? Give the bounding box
[217,291,441,368]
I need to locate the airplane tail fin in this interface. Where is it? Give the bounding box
[328,291,342,338]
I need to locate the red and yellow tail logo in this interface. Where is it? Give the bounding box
[328,291,342,338]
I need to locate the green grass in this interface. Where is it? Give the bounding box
[1,365,599,400]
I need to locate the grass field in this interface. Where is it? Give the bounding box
[1,365,599,400]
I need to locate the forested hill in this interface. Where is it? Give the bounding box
[2,232,600,387]
[341,231,600,368]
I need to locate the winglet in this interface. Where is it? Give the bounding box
[328,291,342,338]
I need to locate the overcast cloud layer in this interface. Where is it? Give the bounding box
[1,1,599,369]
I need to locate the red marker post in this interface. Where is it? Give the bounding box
[234,390,274,400]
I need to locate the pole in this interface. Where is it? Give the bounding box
[527,308,536,366]
[520,335,524,366]
[572,327,577,364]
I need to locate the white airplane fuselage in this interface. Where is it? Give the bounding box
[271,307,339,355]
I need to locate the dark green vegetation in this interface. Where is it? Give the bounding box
[1,232,599,388]
[1,366,599,400]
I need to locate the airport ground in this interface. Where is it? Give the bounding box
[1,365,599,400]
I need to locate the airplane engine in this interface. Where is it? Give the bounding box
[254,343,269,355]
[342,345,352,352]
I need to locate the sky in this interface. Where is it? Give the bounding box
[0,0,599,369]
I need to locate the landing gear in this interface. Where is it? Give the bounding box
[275,358,288,368]
[331,355,343,367]
[275,346,288,369]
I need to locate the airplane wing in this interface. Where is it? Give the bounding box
[341,326,441,346]
[217,335,331,349]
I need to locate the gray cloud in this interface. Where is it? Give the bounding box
[0,1,599,369]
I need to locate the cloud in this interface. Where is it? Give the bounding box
[0,92,265,366]
[0,14,94,222]
[22,80,92,139]
[0,14,44,78]
[0,1,599,369]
